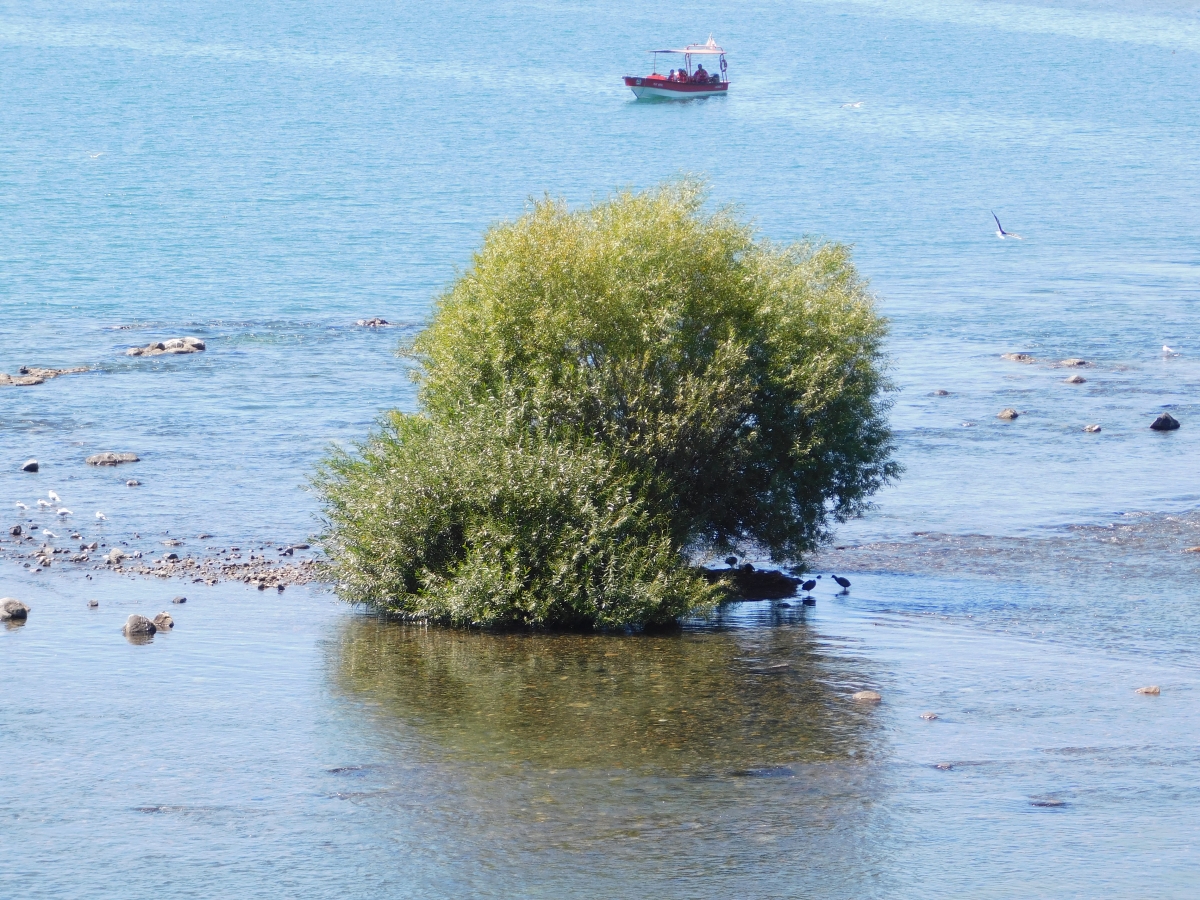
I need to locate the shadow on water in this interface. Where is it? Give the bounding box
[324,607,894,897]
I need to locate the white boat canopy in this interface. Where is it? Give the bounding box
[652,37,725,55]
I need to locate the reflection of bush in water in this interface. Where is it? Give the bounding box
[333,616,874,771]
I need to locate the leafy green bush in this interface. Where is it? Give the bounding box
[318,181,896,628]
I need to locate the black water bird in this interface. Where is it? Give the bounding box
[801,579,817,592]
[832,575,851,591]
[725,556,738,567]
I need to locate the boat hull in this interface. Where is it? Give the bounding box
[624,77,729,100]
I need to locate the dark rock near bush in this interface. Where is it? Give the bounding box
[1150,413,1180,431]
[700,566,800,600]
[21,459,38,472]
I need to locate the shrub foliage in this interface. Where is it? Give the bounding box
[318,181,897,628]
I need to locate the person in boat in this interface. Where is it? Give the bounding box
[693,64,708,83]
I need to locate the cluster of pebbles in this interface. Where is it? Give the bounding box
[0,529,319,590]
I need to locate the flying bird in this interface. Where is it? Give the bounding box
[48,490,61,503]
[95,511,107,521]
[15,502,27,510]
[57,508,72,517]
[991,212,1023,240]
[832,575,852,591]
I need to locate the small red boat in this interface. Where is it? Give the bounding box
[624,37,729,100]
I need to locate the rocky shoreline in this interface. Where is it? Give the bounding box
[0,533,321,590]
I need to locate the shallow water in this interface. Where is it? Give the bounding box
[5,571,1198,898]
[2,0,1199,895]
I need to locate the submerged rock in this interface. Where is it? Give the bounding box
[9,525,21,537]
[1150,413,1180,431]
[172,595,187,604]
[87,452,140,466]
[997,408,1019,420]
[1064,374,1087,384]
[1060,358,1089,367]
[1001,353,1035,363]
[126,337,206,357]
[122,614,156,637]
[852,690,882,702]
[931,389,950,396]
[1,367,87,386]
[88,599,99,608]
[152,612,174,631]
[126,480,140,487]
[20,459,38,473]
[1084,424,1102,433]
[107,548,126,564]
[920,712,939,721]
[356,317,389,327]
[1135,685,1161,695]
[1,598,30,621]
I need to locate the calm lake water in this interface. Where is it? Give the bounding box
[2,0,1199,895]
